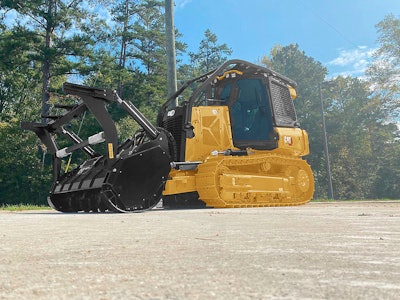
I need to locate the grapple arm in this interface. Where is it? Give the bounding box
[63,82,160,139]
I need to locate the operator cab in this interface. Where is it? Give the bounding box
[213,76,275,150]
[158,59,299,159]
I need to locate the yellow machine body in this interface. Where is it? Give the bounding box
[23,60,313,213]
[163,106,314,207]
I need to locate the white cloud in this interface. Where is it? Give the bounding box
[327,46,376,78]
[175,0,193,9]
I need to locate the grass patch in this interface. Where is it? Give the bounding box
[311,198,336,202]
[0,204,51,211]
[311,198,400,202]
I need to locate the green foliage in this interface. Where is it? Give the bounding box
[367,14,400,120]
[130,0,167,75]
[187,29,232,75]
[86,0,187,121]
[0,0,105,117]
[175,29,232,105]
[0,4,399,204]
[366,13,400,198]
[0,204,50,211]
[263,43,399,200]
[0,28,42,121]
[323,77,380,199]
[375,143,400,198]
[262,44,329,198]
[116,115,141,141]
[0,120,52,205]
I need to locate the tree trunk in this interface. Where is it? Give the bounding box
[117,0,129,97]
[41,0,54,124]
[41,57,51,124]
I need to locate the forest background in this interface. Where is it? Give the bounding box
[0,0,399,205]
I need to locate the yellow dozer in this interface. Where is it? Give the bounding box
[22,60,314,212]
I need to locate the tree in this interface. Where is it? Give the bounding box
[263,44,400,200]
[0,0,106,205]
[0,27,42,121]
[88,0,186,124]
[322,77,378,199]
[0,119,52,205]
[375,142,400,198]
[367,14,400,121]
[189,29,232,74]
[0,0,103,123]
[110,0,141,96]
[366,14,400,199]
[261,44,329,198]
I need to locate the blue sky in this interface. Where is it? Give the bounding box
[174,0,400,78]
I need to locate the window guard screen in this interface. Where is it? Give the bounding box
[269,78,297,127]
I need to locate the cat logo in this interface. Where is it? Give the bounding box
[284,136,293,146]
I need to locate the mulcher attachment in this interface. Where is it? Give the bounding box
[22,83,174,212]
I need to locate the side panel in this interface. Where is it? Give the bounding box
[185,106,235,161]
[274,127,310,157]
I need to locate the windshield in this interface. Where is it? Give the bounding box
[217,77,274,147]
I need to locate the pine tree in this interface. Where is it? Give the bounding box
[262,44,329,198]
[189,29,232,74]
[0,0,104,123]
[367,14,400,121]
